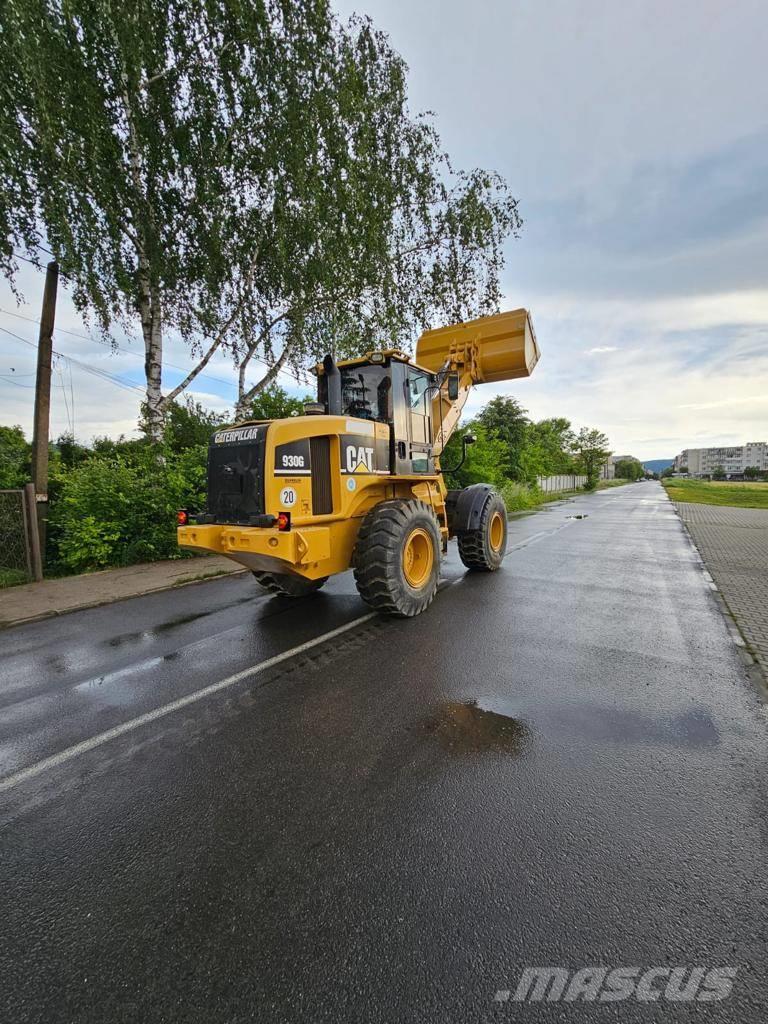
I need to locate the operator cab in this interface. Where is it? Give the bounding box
[317,350,436,475]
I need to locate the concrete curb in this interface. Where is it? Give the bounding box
[0,566,248,632]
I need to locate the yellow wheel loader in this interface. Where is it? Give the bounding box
[177,309,540,617]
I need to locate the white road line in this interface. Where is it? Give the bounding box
[0,612,377,795]
[507,521,574,552]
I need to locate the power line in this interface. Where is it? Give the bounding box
[0,325,146,395]
[60,352,146,395]
[0,304,311,392]
[69,359,76,440]
[8,249,70,280]
[57,363,73,434]
[0,324,41,348]
[9,252,43,269]
[0,305,104,341]
[1,375,69,391]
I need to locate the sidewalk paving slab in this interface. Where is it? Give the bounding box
[0,557,245,629]
[676,500,768,679]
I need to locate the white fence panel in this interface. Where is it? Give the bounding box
[536,474,587,493]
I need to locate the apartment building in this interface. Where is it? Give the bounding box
[673,442,768,477]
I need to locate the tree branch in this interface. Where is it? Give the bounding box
[164,242,269,406]
[239,339,296,409]
[161,331,225,406]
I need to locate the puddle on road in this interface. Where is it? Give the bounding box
[422,700,531,756]
[73,656,166,705]
[420,699,718,757]
[539,702,720,749]
[566,514,589,520]
[152,609,215,633]
[107,595,256,649]
[106,612,207,648]
[108,629,146,648]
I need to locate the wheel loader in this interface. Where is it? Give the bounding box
[177,308,540,616]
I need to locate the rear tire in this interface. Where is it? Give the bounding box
[252,572,328,597]
[457,490,507,571]
[353,499,441,617]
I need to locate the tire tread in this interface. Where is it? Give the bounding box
[353,499,441,616]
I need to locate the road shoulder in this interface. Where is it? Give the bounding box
[0,556,245,630]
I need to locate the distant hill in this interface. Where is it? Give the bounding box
[643,459,673,473]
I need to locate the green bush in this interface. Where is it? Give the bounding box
[499,479,541,511]
[442,422,509,490]
[0,425,30,488]
[49,444,207,573]
[5,387,614,579]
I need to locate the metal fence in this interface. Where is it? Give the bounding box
[0,488,36,583]
[536,474,587,494]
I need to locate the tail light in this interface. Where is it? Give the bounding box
[277,511,291,531]
[176,509,189,526]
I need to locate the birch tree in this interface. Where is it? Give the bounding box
[1,0,521,439]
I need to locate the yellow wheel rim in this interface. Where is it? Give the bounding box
[402,527,434,589]
[489,510,505,552]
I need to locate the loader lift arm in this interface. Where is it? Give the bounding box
[414,308,540,456]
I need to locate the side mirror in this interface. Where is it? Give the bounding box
[447,373,460,401]
[464,433,476,446]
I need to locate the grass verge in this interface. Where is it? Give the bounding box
[500,478,631,513]
[0,567,29,589]
[596,479,634,490]
[663,478,768,509]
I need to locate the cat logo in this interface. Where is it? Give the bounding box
[346,444,375,474]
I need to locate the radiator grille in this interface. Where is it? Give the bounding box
[206,426,267,523]
[310,436,333,515]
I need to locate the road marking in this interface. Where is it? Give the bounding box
[0,612,377,795]
[507,521,574,552]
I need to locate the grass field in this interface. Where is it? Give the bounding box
[663,478,768,509]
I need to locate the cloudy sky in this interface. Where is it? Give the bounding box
[2,0,766,458]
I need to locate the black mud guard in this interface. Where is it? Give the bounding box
[446,483,494,535]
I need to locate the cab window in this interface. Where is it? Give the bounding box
[407,370,431,412]
[339,366,392,421]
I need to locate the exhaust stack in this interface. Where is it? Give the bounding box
[322,353,342,416]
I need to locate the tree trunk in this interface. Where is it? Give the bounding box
[235,340,295,422]
[139,273,164,443]
[118,56,166,445]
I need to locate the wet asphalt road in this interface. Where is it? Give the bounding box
[1,481,767,1023]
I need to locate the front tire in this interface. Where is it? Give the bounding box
[252,572,328,597]
[457,490,507,571]
[353,499,441,617]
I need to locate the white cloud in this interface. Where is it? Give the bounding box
[679,395,768,411]
[4,0,767,462]
[463,286,768,458]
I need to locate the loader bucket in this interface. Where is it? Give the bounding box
[414,308,540,383]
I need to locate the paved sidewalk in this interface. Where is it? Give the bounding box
[0,556,245,629]
[676,501,768,677]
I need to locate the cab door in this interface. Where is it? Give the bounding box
[406,368,433,473]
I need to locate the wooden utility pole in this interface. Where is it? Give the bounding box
[30,260,59,563]
[23,482,43,582]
